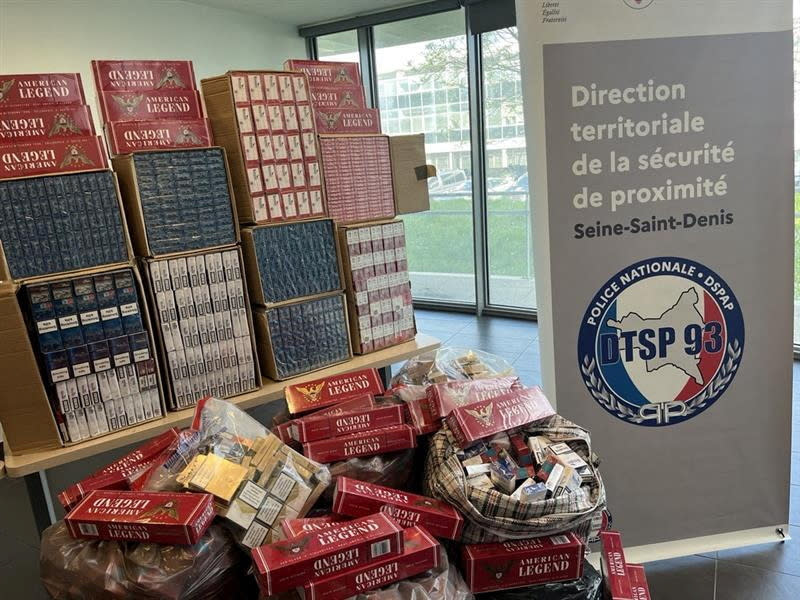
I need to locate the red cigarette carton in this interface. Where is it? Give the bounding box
[333,477,463,540]
[301,526,440,600]
[283,60,362,88]
[281,514,351,539]
[99,89,202,122]
[628,564,651,600]
[277,395,376,444]
[0,136,107,179]
[600,531,635,600]
[105,118,212,154]
[303,425,417,463]
[445,386,555,448]
[309,84,366,110]
[461,533,584,593]
[0,73,85,108]
[285,368,384,415]
[252,512,404,595]
[91,60,197,92]
[93,428,180,477]
[315,108,381,134]
[426,376,522,420]
[65,490,215,545]
[58,470,132,512]
[0,105,94,142]
[291,404,405,443]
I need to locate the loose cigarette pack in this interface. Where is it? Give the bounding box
[332,477,463,540]
[547,441,591,480]
[302,425,417,463]
[600,531,635,600]
[0,105,95,142]
[628,564,652,600]
[251,512,404,595]
[91,60,197,92]
[290,404,405,443]
[461,533,585,593]
[281,514,351,539]
[65,489,215,545]
[445,386,555,448]
[0,73,85,107]
[0,136,108,179]
[301,526,440,600]
[105,118,212,154]
[285,368,384,415]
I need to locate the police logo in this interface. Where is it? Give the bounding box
[577,257,744,426]
[623,0,655,8]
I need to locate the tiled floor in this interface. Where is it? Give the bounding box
[0,309,798,598]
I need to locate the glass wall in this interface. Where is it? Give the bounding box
[794,1,800,345]
[482,27,534,309]
[317,30,359,62]
[374,11,476,304]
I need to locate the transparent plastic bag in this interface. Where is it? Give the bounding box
[391,348,516,387]
[475,560,602,600]
[359,549,473,600]
[40,521,256,600]
[322,448,417,503]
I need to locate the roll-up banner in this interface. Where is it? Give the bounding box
[517,0,793,559]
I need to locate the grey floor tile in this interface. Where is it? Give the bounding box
[445,333,531,363]
[716,525,800,578]
[791,485,800,527]
[644,554,716,600]
[0,479,41,551]
[716,561,800,600]
[1,544,48,599]
[415,320,467,341]
[513,368,543,387]
[793,453,800,486]
[459,317,539,341]
[513,344,542,372]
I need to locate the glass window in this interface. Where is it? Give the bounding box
[317,30,359,63]
[795,3,800,345]
[483,27,535,310]
[375,10,475,304]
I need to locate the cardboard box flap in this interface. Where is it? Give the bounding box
[389,134,431,215]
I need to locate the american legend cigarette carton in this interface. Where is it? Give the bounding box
[281,514,351,539]
[0,136,107,179]
[92,60,197,92]
[285,368,384,415]
[600,531,635,600]
[0,105,94,142]
[105,119,212,154]
[0,73,85,107]
[302,425,417,463]
[290,404,405,443]
[99,89,202,122]
[628,564,652,600]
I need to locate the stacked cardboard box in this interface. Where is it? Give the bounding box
[0,72,107,179]
[201,71,325,224]
[284,59,381,135]
[91,60,212,155]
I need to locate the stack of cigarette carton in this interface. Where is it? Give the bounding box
[201,70,325,224]
[283,59,381,135]
[0,72,107,179]
[91,60,212,155]
[600,531,652,600]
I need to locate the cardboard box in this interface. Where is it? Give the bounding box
[112,146,239,257]
[281,514,351,539]
[105,119,212,155]
[284,367,384,415]
[91,60,197,92]
[301,526,440,600]
[332,477,463,540]
[251,512,404,595]
[445,387,556,448]
[290,404,405,443]
[98,89,203,122]
[0,73,85,107]
[302,424,416,463]
[0,105,95,142]
[65,489,215,545]
[389,134,434,215]
[0,136,107,179]
[461,533,584,593]
[628,564,652,600]
[600,531,635,600]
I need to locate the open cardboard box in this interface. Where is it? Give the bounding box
[389,134,435,215]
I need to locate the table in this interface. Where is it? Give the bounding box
[4,333,440,534]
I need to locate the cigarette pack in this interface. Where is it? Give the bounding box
[546,441,591,480]
[94,428,180,477]
[445,386,555,448]
[461,533,585,593]
[281,514,351,539]
[0,136,107,179]
[600,531,635,600]
[251,512,404,595]
[426,376,522,420]
[291,404,405,443]
[0,73,85,107]
[105,118,212,154]
[301,526,440,600]
[91,60,197,92]
[65,490,215,545]
[99,89,202,122]
[332,477,463,540]
[628,564,652,600]
[302,425,417,463]
[283,60,362,88]
[527,435,552,468]
[285,368,384,415]
[315,108,381,134]
[0,105,95,143]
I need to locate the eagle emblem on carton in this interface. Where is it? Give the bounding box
[296,382,325,404]
[466,404,494,427]
[484,560,512,580]
[176,125,202,145]
[318,111,341,130]
[49,113,82,136]
[60,144,94,168]
[0,79,15,103]
[339,91,358,107]
[157,67,185,89]
[275,536,311,555]
[138,500,179,522]
[112,94,144,115]
[334,68,354,84]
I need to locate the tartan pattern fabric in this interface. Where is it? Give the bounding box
[423,414,607,543]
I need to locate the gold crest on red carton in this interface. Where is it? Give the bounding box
[302,425,416,463]
[285,368,384,415]
[445,386,555,448]
[99,89,203,122]
[302,526,440,600]
[283,60,362,88]
[461,533,584,593]
[251,512,404,595]
[91,60,197,92]
[332,477,463,540]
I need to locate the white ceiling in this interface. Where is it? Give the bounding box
[186,0,434,27]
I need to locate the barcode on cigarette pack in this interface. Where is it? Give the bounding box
[79,523,99,536]
[371,539,391,558]
[550,535,570,545]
